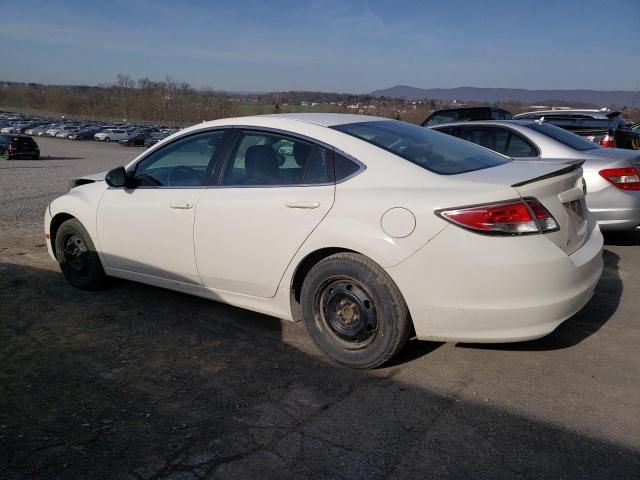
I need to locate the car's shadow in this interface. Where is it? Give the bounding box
[457,249,622,352]
[602,229,640,246]
[39,156,84,161]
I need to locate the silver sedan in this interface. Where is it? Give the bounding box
[431,120,640,231]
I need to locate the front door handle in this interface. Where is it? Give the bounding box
[285,200,321,209]
[169,200,194,209]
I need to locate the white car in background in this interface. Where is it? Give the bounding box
[94,129,129,142]
[45,114,603,368]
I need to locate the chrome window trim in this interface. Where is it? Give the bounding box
[117,125,367,190]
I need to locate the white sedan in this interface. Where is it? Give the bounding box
[94,129,129,142]
[45,114,604,368]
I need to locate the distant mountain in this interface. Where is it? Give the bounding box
[369,85,638,108]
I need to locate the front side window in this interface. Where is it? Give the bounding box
[132,130,226,187]
[221,131,331,186]
[334,120,510,175]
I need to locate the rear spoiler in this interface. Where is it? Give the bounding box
[511,161,584,187]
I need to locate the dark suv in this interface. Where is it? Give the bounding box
[421,107,512,127]
[0,134,40,159]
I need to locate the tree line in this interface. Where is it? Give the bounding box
[0,75,237,125]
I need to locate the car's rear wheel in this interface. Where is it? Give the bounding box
[300,252,411,369]
[55,218,107,290]
[32,154,40,160]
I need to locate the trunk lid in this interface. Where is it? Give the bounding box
[512,164,587,255]
[460,161,588,255]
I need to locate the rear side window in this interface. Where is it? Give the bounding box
[526,123,600,151]
[334,120,509,175]
[334,153,360,181]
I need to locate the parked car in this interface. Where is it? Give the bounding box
[94,129,128,142]
[431,120,640,230]
[514,109,640,150]
[0,134,40,159]
[68,129,101,141]
[421,107,512,127]
[119,133,150,147]
[45,114,603,368]
[144,131,170,147]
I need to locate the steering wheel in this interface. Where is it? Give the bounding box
[166,165,201,186]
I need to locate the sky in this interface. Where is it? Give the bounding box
[1,0,639,93]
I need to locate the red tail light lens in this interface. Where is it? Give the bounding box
[437,198,559,235]
[599,167,640,190]
[600,134,616,148]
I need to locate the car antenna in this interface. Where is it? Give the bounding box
[535,116,545,124]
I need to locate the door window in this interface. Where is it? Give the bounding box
[461,127,537,157]
[221,131,331,186]
[132,130,226,187]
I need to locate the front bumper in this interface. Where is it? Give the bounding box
[385,222,604,343]
[44,205,56,261]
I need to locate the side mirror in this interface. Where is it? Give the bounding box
[105,166,129,188]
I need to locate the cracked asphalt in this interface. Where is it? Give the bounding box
[1,138,639,479]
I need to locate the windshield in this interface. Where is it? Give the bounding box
[332,120,510,175]
[526,122,600,151]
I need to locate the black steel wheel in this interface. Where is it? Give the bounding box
[55,218,107,290]
[318,278,378,347]
[301,252,411,369]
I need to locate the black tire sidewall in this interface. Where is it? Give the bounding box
[301,254,409,368]
[55,219,106,290]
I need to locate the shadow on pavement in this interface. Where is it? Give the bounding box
[603,229,640,246]
[1,259,638,480]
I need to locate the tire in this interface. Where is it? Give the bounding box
[104,137,111,142]
[300,252,411,369]
[32,154,40,160]
[54,218,107,290]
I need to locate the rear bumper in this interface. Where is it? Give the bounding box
[586,184,640,231]
[385,223,603,343]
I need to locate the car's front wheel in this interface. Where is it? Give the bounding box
[55,218,107,290]
[301,252,411,369]
[104,137,111,142]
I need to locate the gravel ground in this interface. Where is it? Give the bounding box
[0,138,144,230]
[1,138,639,479]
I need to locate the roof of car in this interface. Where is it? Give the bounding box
[429,119,537,129]
[251,113,388,127]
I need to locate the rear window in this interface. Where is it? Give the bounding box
[526,123,600,151]
[332,120,510,175]
[16,137,36,147]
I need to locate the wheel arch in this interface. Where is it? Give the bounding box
[49,213,76,258]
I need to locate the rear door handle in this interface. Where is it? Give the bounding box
[285,200,321,209]
[169,200,194,209]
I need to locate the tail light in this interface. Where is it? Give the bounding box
[599,167,640,191]
[600,133,616,148]
[437,198,559,235]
